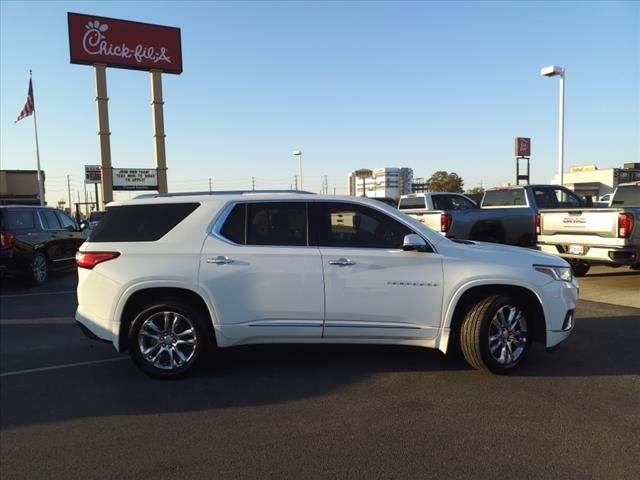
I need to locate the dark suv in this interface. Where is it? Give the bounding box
[0,206,86,284]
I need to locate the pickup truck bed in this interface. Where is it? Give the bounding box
[537,182,640,275]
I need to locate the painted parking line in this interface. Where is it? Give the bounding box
[0,290,76,299]
[0,357,128,377]
[0,317,76,326]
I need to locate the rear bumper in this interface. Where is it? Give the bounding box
[537,243,638,265]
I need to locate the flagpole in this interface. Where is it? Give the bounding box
[30,70,45,206]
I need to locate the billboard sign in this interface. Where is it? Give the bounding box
[67,12,182,74]
[515,137,531,157]
[85,165,101,184]
[112,168,158,190]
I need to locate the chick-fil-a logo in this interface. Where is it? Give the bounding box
[82,20,172,65]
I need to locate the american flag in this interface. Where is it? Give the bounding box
[15,78,35,123]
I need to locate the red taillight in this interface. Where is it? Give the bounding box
[441,213,452,233]
[0,230,15,249]
[76,251,120,269]
[618,213,634,239]
[535,214,541,235]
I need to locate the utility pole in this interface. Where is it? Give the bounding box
[67,175,72,214]
[208,178,212,193]
[323,175,328,194]
[251,176,256,191]
[294,175,298,190]
[333,187,336,195]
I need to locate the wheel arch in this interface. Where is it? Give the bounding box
[442,283,546,352]
[117,285,217,352]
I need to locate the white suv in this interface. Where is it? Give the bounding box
[76,192,577,378]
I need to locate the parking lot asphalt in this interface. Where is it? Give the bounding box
[1,271,639,480]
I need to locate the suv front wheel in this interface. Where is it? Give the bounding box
[128,300,213,379]
[460,294,530,374]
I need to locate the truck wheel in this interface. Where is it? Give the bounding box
[460,294,530,374]
[128,299,214,379]
[570,262,590,277]
[29,251,48,285]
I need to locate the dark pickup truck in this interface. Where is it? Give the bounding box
[398,185,584,247]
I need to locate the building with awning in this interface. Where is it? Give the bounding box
[552,163,640,199]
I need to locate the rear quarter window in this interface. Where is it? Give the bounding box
[398,197,426,210]
[482,190,526,207]
[90,203,200,242]
[3,210,38,230]
[611,186,640,207]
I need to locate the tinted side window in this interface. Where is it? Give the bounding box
[317,202,411,249]
[246,203,307,246]
[90,203,200,242]
[451,195,477,209]
[553,188,583,208]
[220,204,246,244]
[40,210,62,230]
[5,210,37,230]
[532,189,555,209]
[432,195,454,210]
[57,212,78,231]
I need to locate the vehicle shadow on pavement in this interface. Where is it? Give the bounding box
[0,344,468,429]
[583,270,639,279]
[516,314,640,377]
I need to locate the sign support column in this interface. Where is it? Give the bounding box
[150,69,168,194]
[94,63,114,204]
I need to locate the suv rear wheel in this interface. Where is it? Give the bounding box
[29,251,48,285]
[460,294,530,374]
[128,300,213,379]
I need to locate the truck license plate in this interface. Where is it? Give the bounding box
[568,245,585,255]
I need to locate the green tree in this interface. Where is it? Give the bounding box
[426,171,464,192]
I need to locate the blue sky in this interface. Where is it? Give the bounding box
[1,1,638,204]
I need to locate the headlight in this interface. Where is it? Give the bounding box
[534,265,574,282]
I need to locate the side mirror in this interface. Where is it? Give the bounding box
[403,234,427,252]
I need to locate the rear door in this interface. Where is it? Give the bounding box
[199,201,324,342]
[56,211,86,263]
[37,209,68,265]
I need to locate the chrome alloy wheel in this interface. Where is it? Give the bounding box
[488,305,528,366]
[138,311,198,370]
[32,254,47,284]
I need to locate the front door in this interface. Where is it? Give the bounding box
[312,201,444,340]
[199,201,324,344]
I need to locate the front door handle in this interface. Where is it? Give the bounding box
[207,256,234,265]
[328,258,355,266]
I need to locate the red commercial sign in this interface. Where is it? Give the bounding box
[515,137,531,157]
[67,12,182,74]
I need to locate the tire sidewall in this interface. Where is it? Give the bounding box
[128,301,211,379]
[477,295,531,374]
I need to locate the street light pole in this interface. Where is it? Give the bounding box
[541,65,566,186]
[293,150,303,189]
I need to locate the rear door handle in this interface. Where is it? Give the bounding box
[328,258,355,266]
[207,256,234,265]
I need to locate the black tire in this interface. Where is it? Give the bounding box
[128,299,214,379]
[29,251,48,285]
[570,261,590,277]
[460,294,530,374]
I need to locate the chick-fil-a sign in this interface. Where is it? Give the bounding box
[68,12,182,74]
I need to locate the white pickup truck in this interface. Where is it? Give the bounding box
[537,182,640,276]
